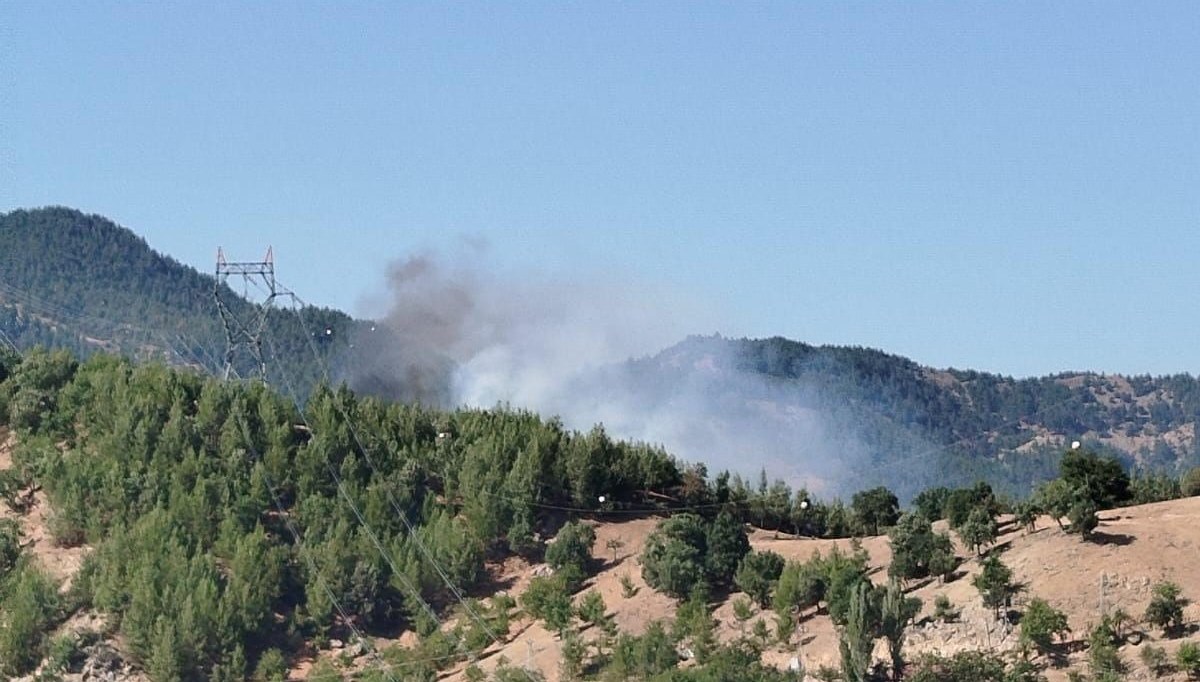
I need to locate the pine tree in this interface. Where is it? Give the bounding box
[839,581,875,682]
[879,579,920,679]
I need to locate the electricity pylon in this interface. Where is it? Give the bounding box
[214,247,279,380]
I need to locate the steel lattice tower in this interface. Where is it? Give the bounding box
[214,247,278,380]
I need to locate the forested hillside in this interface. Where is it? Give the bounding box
[0,348,693,680]
[0,207,358,395]
[616,336,1199,498]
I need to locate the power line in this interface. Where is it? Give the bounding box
[228,401,402,682]
[276,286,543,682]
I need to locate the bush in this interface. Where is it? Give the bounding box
[1140,645,1171,677]
[1144,581,1188,635]
[1178,641,1200,679]
[735,550,784,608]
[1020,598,1069,654]
[933,594,959,623]
[254,648,288,682]
[544,521,596,583]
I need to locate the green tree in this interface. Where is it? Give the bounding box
[879,579,921,679]
[560,631,585,681]
[253,649,288,682]
[957,507,998,556]
[0,562,62,676]
[1032,479,1074,531]
[1182,467,1200,498]
[1088,619,1123,678]
[705,510,751,586]
[773,561,825,622]
[839,581,875,682]
[735,550,785,608]
[0,519,21,577]
[545,521,596,588]
[1066,498,1098,538]
[908,652,1000,682]
[521,575,573,634]
[1059,449,1130,509]
[912,487,951,521]
[1015,502,1039,534]
[1019,598,1069,656]
[609,621,677,679]
[972,555,1016,618]
[927,536,957,583]
[640,514,708,599]
[1144,581,1188,636]
[889,513,955,581]
[575,590,609,633]
[851,486,900,535]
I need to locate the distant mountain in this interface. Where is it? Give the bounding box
[0,207,361,395]
[2,207,1196,499]
[610,335,1199,498]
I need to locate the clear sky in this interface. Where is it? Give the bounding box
[2,2,1197,378]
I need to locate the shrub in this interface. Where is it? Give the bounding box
[1178,641,1200,679]
[933,594,959,623]
[253,649,287,682]
[544,521,595,588]
[1140,645,1171,677]
[1020,598,1069,654]
[1144,581,1188,635]
[735,550,784,608]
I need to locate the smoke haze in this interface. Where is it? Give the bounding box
[346,248,911,495]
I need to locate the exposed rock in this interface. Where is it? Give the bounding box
[80,642,137,682]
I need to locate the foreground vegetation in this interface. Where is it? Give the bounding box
[1,346,1197,681]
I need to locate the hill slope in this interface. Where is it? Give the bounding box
[442,497,1200,682]
[0,207,360,395]
[606,335,1199,498]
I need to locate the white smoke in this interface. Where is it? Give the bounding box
[351,247,890,494]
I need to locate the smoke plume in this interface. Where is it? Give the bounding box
[345,248,920,496]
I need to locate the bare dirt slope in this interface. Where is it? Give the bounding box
[445,499,1200,682]
[0,428,89,587]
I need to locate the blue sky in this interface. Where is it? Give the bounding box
[2,2,1197,377]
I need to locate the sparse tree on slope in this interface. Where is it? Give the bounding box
[1145,581,1188,636]
[973,555,1016,619]
[839,581,875,682]
[879,579,922,679]
[851,486,900,536]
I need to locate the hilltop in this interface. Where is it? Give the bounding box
[0,207,360,395]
